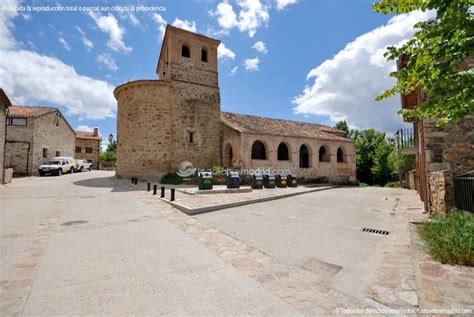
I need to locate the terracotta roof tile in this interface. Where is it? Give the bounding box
[8,105,57,118]
[221,112,351,142]
[75,131,100,140]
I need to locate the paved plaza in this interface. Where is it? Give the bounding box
[1,171,473,315]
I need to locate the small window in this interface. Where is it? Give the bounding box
[186,131,194,144]
[43,148,48,158]
[86,147,93,153]
[181,45,190,58]
[75,146,81,153]
[8,118,27,126]
[55,151,60,157]
[201,48,208,62]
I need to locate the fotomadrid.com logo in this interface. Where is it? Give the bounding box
[176,161,197,177]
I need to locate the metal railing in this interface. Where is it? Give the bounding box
[454,171,474,213]
[394,128,415,150]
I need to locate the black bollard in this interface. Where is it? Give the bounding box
[153,185,157,195]
[160,186,165,198]
[131,177,135,184]
[170,188,175,201]
[147,183,151,191]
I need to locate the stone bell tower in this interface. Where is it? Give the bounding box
[156,25,222,170]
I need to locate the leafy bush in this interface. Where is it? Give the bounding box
[417,210,474,266]
[160,172,184,185]
[384,181,401,188]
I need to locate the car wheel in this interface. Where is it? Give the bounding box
[70,167,74,174]
[39,172,45,176]
[57,169,63,176]
[89,167,92,171]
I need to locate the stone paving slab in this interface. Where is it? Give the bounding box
[160,185,336,215]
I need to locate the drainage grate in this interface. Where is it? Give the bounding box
[61,220,88,226]
[361,227,389,235]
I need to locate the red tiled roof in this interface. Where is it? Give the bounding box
[75,130,100,140]
[221,112,351,142]
[8,105,57,118]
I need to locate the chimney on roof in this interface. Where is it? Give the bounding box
[93,127,99,136]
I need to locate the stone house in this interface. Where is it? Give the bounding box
[115,25,356,183]
[6,106,76,176]
[75,128,100,169]
[396,55,474,213]
[0,89,12,184]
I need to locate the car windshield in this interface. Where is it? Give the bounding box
[47,161,62,165]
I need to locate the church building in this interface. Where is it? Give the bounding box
[114,25,356,183]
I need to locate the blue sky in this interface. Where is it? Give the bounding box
[0,0,432,147]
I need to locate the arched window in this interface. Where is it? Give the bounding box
[201,48,208,62]
[181,45,190,58]
[251,141,266,160]
[319,145,330,162]
[299,145,309,168]
[337,147,345,163]
[277,143,289,161]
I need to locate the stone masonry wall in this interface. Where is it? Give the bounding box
[428,170,455,213]
[115,80,173,179]
[32,112,75,175]
[0,101,6,183]
[75,138,100,169]
[169,81,221,171]
[6,118,34,175]
[423,114,474,174]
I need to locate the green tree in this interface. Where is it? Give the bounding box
[373,0,474,125]
[372,141,395,185]
[99,134,117,161]
[334,120,356,139]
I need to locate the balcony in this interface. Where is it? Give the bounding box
[394,128,416,155]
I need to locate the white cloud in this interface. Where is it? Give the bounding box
[292,11,434,132]
[244,57,260,71]
[230,66,238,76]
[58,36,71,51]
[76,26,94,51]
[275,0,298,10]
[151,13,167,40]
[218,43,236,60]
[120,12,140,27]
[211,0,269,37]
[97,53,118,71]
[88,12,132,54]
[252,41,267,54]
[0,0,19,50]
[172,18,197,33]
[76,125,94,132]
[212,1,238,31]
[0,2,116,120]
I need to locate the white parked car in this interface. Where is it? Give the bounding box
[76,159,92,172]
[38,159,71,176]
[53,156,77,173]
[83,160,93,171]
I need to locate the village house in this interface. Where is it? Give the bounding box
[114,25,356,183]
[75,128,100,170]
[0,89,12,184]
[396,55,474,213]
[5,106,76,176]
